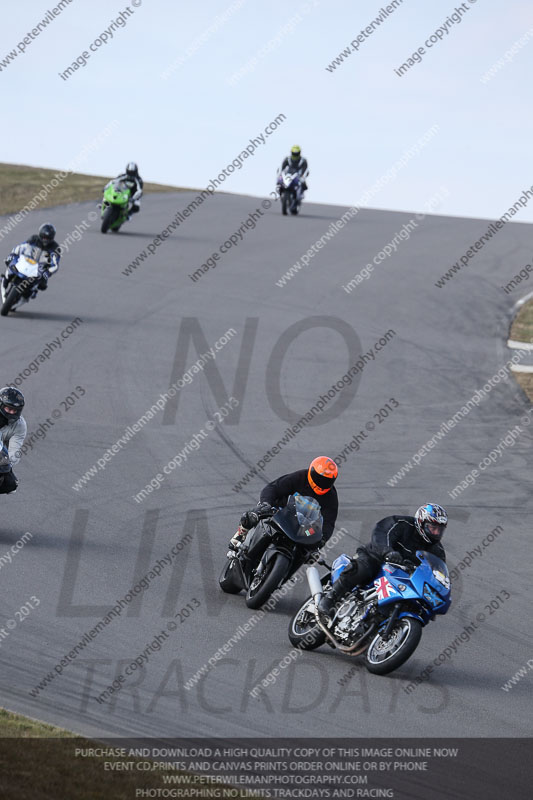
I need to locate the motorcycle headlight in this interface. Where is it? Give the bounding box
[432,568,450,590]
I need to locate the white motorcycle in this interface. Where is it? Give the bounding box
[1,243,46,316]
[276,167,306,216]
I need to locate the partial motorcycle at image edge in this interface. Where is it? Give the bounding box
[1,243,47,317]
[288,550,451,675]
[219,494,324,609]
[100,179,133,233]
[277,168,304,216]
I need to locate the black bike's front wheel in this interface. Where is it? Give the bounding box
[281,192,289,215]
[1,286,20,316]
[245,552,290,609]
[364,617,422,675]
[218,558,243,594]
[288,596,326,650]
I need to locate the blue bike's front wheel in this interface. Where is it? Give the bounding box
[364,617,422,675]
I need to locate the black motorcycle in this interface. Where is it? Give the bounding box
[219,494,323,609]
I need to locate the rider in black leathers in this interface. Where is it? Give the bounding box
[230,456,338,550]
[318,504,448,620]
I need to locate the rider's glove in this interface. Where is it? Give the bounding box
[240,510,259,529]
[255,501,273,518]
[383,549,403,564]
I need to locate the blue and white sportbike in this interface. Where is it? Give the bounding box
[1,242,46,316]
[276,168,304,216]
[288,551,451,675]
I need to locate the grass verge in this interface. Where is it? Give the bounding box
[0,162,186,216]
[510,298,533,402]
[0,707,264,800]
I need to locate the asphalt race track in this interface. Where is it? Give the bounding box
[0,190,531,741]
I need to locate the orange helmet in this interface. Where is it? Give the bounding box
[307,456,338,495]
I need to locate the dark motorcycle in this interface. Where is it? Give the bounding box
[219,494,323,609]
[288,551,451,675]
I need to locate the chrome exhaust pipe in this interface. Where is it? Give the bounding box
[306,566,323,603]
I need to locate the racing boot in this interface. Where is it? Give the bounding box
[317,582,345,624]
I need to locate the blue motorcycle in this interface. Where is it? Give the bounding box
[288,550,451,675]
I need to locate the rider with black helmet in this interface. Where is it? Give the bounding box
[3,223,61,294]
[109,162,144,218]
[318,503,448,621]
[0,387,27,494]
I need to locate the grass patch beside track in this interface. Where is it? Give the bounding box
[0,707,264,799]
[510,298,533,344]
[510,298,533,402]
[0,162,187,216]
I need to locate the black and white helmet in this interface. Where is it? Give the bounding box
[415,503,448,544]
[38,223,56,246]
[0,386,25,423]
[126,162,139,178]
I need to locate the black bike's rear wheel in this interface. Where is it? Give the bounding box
[1,286,20,316]
[245,552,290,609]
[101,205,121,233]
[218,558,243,594]
[288,597,326,650]
[364,617,422,675]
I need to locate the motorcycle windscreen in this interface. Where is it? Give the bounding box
[18,242,43,264]
[271,493,323,546]
[415,549,450,592]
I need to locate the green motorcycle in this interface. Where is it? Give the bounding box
[100,179,132,233]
